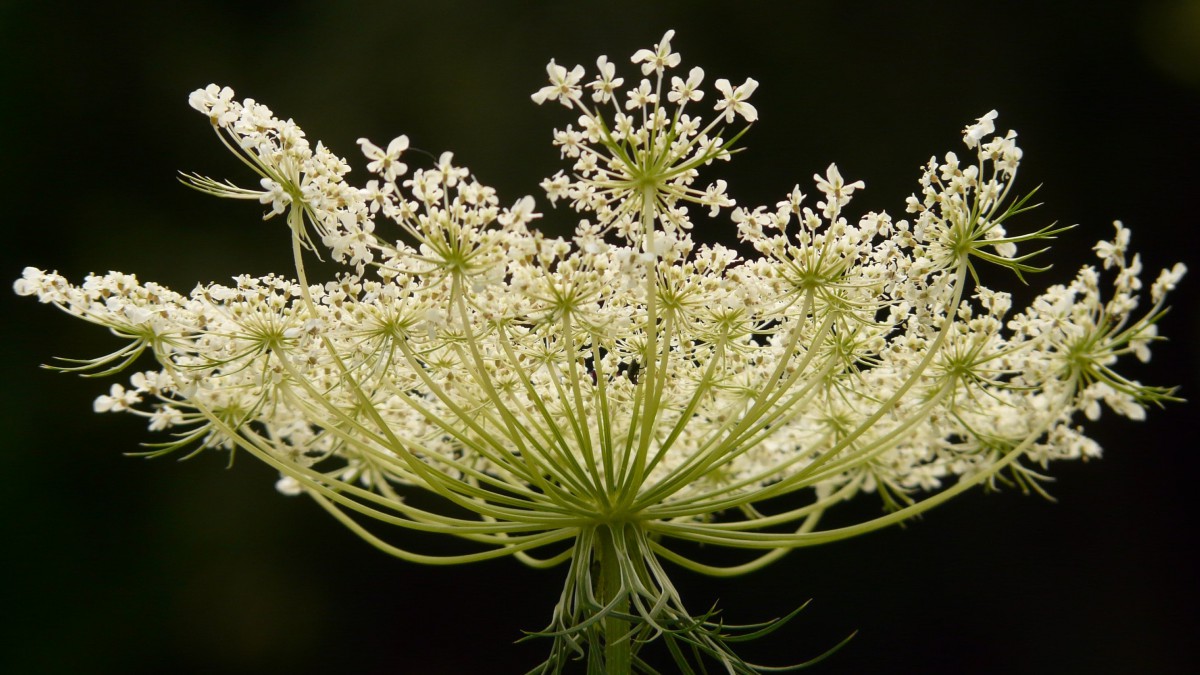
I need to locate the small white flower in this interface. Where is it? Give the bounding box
[963,110,998,149]
[258,177,292,218]
[275,474,304,496]
[94,384,139,413]
[432,151,469,188]
[122,305,153,325]
[713,77,759,123]
[147,406,183,432]
[625,79,658,111]
[188,84,236,125]
[498,195,540,228]
[813,163,865,218]
[700,179,734,216]
[589,55,624,103]
[540,171,570,205]
[776,184,806,216]
[631,29,681,76]
[357,135,409,181]
[1093,221,1131,269]
[1151,262,1187,304]
[12,267,44,297]
[668,67,705,104]
[531,59,585,107]
[361,179,394,214]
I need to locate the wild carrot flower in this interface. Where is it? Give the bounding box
[15,31,1183,673]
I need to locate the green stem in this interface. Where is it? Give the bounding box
[597,525,631,674]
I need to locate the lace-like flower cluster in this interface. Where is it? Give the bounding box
[16,32,1183,674]
[534,30,753,243]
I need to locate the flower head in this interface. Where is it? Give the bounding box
[17,30,1183,674]
[531,36,756,245]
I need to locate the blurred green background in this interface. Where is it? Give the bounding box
[2,1,1198,673]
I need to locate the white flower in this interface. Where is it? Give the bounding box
[963,109,999,149]
[498,195,540,228]
[589,55,624,103]
[1151,262,1187,304]
[362,179,394,214]
[668,66,705,104]
[357,135,409,181]
[258,177,292,218]
[531,59,585,107]
[1093,220,1131,269]
[631,29,681,75]
[275,475,304,496]
[94,384,139,413]
[188,84,236,125]
[813,162,865,218]
[624,78,657,110]
[700,179,733,216]
[776,184,806,216]
[147,406,183,432]
[432,151,468,188]
[713,77,759,122]
[540,171,570,205]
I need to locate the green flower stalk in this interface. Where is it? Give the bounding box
[15,30,1184,673]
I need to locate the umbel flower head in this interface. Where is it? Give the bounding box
[15,30,1184,673]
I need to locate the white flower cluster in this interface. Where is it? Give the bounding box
[183,84,381,269]
[16,31,1183,673]
[534,29,753,242]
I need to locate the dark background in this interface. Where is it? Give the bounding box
[2,1,1198,673]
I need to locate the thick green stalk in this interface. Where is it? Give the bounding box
[597,525,631,674]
